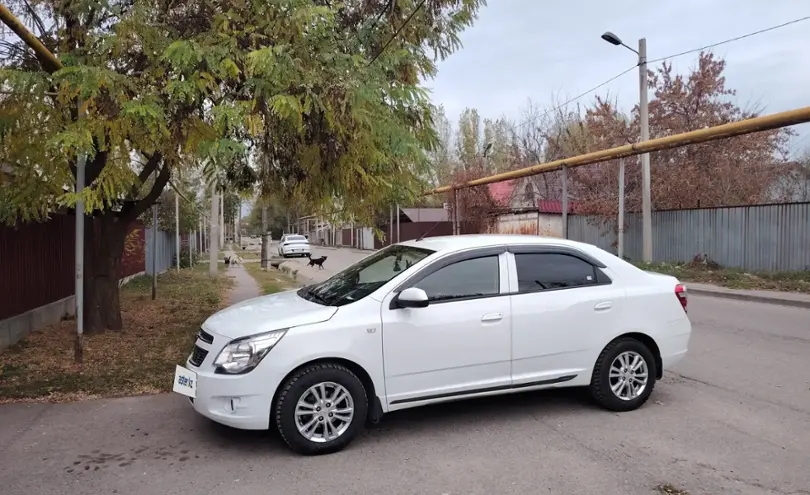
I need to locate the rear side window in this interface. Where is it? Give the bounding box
[514,253,610,292]
[414,256,500,302]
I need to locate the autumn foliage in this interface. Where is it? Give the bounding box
[431,52,802,222]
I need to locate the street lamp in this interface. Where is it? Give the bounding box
[602,31,653,262]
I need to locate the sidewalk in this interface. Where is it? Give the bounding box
[687,282,810,309]
[224,249,261,303]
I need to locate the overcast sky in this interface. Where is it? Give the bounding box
[427,0,810,157]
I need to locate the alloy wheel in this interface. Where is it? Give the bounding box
[609,351,649,401]
[294,381,355,443]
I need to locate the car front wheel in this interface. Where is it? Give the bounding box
[274,363,368,455]
[589,337,656,412]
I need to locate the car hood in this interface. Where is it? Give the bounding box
[203,289,337,340]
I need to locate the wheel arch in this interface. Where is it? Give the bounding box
[271,357,383,424]
[607,332,663,379]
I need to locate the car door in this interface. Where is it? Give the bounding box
[381,248,512,408]
[507,247,624,386]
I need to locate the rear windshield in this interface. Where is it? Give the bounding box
[286,235,307,242]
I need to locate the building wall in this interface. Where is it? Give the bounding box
[488,212,563,237]
[567,202,810,272]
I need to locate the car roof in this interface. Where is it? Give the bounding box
[398,234,596,254]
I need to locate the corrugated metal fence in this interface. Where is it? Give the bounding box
[145,228,177,275]
[567,202,810,272]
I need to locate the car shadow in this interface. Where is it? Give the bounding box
[193,387,594,455]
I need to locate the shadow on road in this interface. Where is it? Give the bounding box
[194,387,593,455]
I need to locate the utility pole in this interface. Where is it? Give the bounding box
[561,165,568,239]
[74,101,86,363]
[602,32,653,261]
[219,194,225,248]
[261,204,268,269]
[209,183,219,277]
[389,206,393,246]
[175,190,180,272]
[618,158,625,259]
[638,38,652,262]
[151,203,158,299]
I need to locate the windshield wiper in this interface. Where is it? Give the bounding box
[300,286,329,305]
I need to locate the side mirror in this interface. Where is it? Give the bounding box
[395,287,429,309]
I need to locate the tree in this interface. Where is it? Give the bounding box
[0,0,484,334]
[555,52,793,217]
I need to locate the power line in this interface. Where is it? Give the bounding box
[648,15,810,64]
[512,64,637,132]
[369,0,427,66]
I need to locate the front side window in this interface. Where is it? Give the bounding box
[299,244,434,306]
[514,253,607,292]
[414,256,500,302]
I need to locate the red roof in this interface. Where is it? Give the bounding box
[488,181,516,205]
[537,199,577,214]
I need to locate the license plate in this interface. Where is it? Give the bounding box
[173,365,197,398]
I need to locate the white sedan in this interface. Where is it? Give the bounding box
[174,235,690,455]
[277,234,311,257]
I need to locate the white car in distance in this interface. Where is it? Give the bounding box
[277,234,310,258]
[174,235,691,455]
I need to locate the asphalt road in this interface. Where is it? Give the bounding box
[2,252,809,494]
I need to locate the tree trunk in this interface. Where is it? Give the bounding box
[83,213,129,334]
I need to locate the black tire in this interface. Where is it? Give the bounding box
[274,363,368,455]
[589,337,657,412]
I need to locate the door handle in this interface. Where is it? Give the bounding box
[481,312,503,322]
[594,301,612,311]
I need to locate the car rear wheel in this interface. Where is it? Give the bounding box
[589,337,656,412]
[274,363,368,455]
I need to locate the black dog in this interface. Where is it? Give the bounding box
[307,254,328,270]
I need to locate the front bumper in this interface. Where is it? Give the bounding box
[185,329,284,430]
[188,363,276,430]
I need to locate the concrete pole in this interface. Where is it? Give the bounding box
[235,199,241,248]
[209,183,219,277]
[261,205,268,269]
[561,165,568,239]
[396,204,400,243]
[219,194,225,248]
[74,105,86,362]
[638,38,653,262]
[618,158,625,259]
[175,191,180,272]
[389,206,393,246]
[452,190,459,235]
[151,204,158,299]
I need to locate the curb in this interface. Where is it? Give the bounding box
[689,287,810,309]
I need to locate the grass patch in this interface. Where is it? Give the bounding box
[243,262,300,295]
[655,483,690,495]
[0,262,232,403]
[634,259,810,293]
[238,250,261,260]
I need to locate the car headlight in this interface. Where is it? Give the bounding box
[213,329,287,374]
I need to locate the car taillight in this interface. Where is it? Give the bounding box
[675,284,687,312]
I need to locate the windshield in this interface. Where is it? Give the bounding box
[298,244,434,307]
[285,235,307,243]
